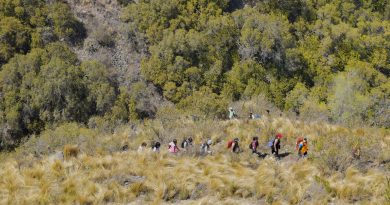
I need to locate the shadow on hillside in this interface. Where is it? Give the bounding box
[69,21,87,46]
[278,152,291,159]
[255,152,268,159]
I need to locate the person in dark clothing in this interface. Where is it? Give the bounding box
[271,133,282,158]
[152,141,161,152]
[232,138,240,153]
[249,136,259,154]
[200,139,213,155]
[181,137,193,149]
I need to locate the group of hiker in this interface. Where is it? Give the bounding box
[135,107,308,159]
[228,107,264,120]
[137,133,309,160]
[137,137,213,155]
[227,133,308,159]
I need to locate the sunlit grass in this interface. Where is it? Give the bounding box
[0,118,388,204]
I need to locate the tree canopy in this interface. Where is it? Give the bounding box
[0,0,389,149]
[123,0,389,126]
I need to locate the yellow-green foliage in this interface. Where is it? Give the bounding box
[0,117,388,204]
[122,0,389,128]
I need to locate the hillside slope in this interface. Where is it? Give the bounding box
[65,0,141,85]
[0,117,388,204]
[65,0,167,119]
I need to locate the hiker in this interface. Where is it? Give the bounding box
[298,138,308,159]
[138,142,147,153]
[200,139,213,155]
[249,136,259,154]
[269,133,282,157]
[228,107,237,119]
[121,144,129,152]
[249,112,254,119]
[168,139,180,153]
[181,137,193,149]
[152,141,161,152]
[295,137,304,157]
[228,138,240,153]
[295,137,303,150]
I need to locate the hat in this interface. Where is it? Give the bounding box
[234,138,239,142]
[276,133,283,138]
[229,107,233,110]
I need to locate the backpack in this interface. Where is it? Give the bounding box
[201,143,209,151]
[227,140,234,149]
[268,139,274,147]
[249,141,257,150]
[169,142,179,153]
[296,137,304,150]
[300,142,308,153]
[181,140,186,148]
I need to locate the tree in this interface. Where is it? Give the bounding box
[0,17,30,65]
[48,2,86,44]
[0,43,116,149]
[285,82,309,113]
[328,62,376,126]
[236,9,293,67]
[81,61,116,115]
[178,87,228,118]
[223,59,268,100]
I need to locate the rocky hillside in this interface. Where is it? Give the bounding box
[65,0,141,85]
[66,0,167,120]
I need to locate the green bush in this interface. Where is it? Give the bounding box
[0,0,86,66]
[178,87,228,119]
[123,0,389,127]
[0,44,116,150]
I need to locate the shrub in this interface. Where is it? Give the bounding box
[300,98,329,123]
[63,144,79,160]
[15,123,97,156]
[178,87,228,119]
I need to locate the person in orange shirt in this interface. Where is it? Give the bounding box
[298,138,308,159]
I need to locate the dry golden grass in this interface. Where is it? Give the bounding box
[63,144,80,161]
[0,117,388,204]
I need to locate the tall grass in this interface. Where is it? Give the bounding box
[0,117,388,204]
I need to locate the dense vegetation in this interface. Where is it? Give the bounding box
[0,0,389,150]
[123,0,389,125]
[0,0,85,65]
[0,1,388,204]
